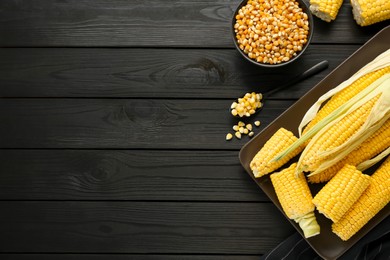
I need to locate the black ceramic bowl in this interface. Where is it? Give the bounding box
[231,0,314,67]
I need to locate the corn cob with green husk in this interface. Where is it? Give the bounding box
[298,93,384,173]
[308,119,390,183]
[271,49,390,176]
[312,165,371,222]
[250,128,304,178]
[332,156,390,241]
[299,50,390,137]
[302,66,390,136]
[270,163,320,238]
[351,0,390,26]
[309,0,343,22]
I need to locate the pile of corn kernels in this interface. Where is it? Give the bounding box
[234,0,310,64]
[231,92,263,117]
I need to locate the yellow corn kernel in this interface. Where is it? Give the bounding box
[332,156,390,241]
[271,163,320,238]
[308,119,390,183]
[226,133,233,141]
[351,0,390,26]
[309,0,343,22]
[303,67,390,135]
[312,165,370,222]
[250,128,304,178]
[299,94,381,172]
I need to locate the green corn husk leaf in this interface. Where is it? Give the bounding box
[356,147,390,172]
[271,49,390,170]
[298,49,390,137]
[305,76,390,176]
[272,73,390,165]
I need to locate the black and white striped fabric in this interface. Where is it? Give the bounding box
[261,217,390,260]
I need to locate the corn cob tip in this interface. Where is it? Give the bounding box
[312,165,371,223]
[295,211,320,238]
[250,128,304,178]
[309,0,343,22]
[351,0,390,26]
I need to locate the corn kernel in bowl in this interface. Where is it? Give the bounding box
[233,0,312,66]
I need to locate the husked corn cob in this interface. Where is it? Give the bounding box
[250,128,304,178]
[312,165,370,222]
[270,163,320,238]
[299,94,381,173]
[303,67,390,135]
[308,119,390,183]
[332,156,390,241]
[309,0,343,22]
[351,0,390,26]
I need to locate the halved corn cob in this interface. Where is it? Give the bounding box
[312,165,371,222]
[351,0,390,26]
[270,163,320,238]
[303,67,390,136]
[309,0,343,22]
[250,128,304,178]
[308,119,390,183]
[298,94,381,173]
[332,156,390,241]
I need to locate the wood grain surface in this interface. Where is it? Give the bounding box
[0,45,357,98]
[0,201,294,254]
[0,150,265,201]
[0,0,388,47]
[0,255,261,260]
[0,99,294,149]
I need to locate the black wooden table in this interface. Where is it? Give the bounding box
[0,1,389,259]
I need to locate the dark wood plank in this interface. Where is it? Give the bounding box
[0,99,294,149]
[0,202,294,254]
[0,0,388,47]
[0,255,261,260]
[0,45,359,98]
[0,150,265,201]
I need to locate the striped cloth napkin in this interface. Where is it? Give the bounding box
[260,216,389,260]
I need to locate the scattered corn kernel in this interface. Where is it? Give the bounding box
[226,133,233,141]
[235,132,242,139]
[239,127,245,133]
[248,131,255,137]
[243,128,249,134]
[233,125,239,131]
[238,121,245,127]
[254,120,261,126]
[246,124,253,131]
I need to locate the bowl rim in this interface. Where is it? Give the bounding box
[231,0,314,68]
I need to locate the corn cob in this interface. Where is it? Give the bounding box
[299,94,381,173]
[312,165,371,222]
[309,0,343,22]
[303,67,390,135]
[332,156,390,241]
[351,0,390,26]
[308,119,390,183]
[250,128,304,178]
[270,163,320,238]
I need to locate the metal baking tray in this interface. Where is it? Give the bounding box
[239,25,390,260]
